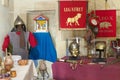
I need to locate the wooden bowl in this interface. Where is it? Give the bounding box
[18,60,28,66]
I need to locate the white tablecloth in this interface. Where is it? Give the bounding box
[11,60,37,80]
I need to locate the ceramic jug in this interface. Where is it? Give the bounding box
[4,52,14,71]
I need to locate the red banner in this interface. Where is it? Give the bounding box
[59,1,87,30]
[96,10,116,37]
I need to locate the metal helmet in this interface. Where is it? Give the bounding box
[14,16,24,26]
[12,16,26,32]
[69,40,80,58]
[96,42,106,50]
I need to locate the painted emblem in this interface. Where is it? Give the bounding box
[66,13,81,26]
[100,22,112,29]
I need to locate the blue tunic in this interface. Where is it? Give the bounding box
[29,32,57,62]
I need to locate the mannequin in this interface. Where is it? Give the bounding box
[2,16,37,59]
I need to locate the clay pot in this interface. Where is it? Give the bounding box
[10,70,16,78]
[4,52,14,71]
[4,65,11,72]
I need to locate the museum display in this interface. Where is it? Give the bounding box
[1,0,120,80]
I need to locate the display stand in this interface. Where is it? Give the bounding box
[93,49,106,62]
[92,39,107,62]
